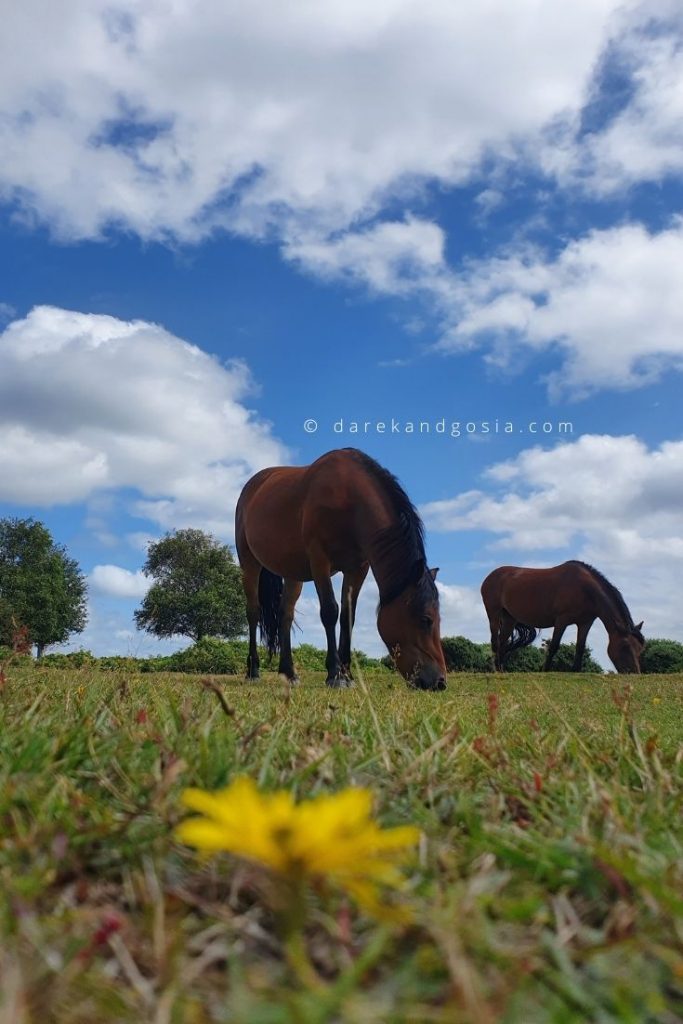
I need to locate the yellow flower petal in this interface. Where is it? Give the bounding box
[175,779,420,918]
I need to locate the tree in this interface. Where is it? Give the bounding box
[0,518,87,657]
[134,529,247,643]
[640,639,683,673]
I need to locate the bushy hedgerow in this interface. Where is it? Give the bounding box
[640,639,683,674]
[39,649,96,669]
[440,636,603,673]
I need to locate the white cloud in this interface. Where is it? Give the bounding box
[0,0,639,244]
[90,564,150,599]
[293,217,683,397]
[441,221,683,396]
[0,306,288,531]
[542,20,683,194]
[286,217,446,293]
[421,433,683,652]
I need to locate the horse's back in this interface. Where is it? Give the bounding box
[481,562,598,626]
[235,450,370,578]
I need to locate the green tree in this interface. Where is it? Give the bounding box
[134,529,247,643]
[640,639,683,673]
[0,518,87,657]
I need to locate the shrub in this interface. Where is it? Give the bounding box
[640,638,683,674]
[291,643,327,671]
[441,636,491,672]
[548,643,603,673]
[506,644,545,672]
[40,649,95,669]
[165,637,254,675]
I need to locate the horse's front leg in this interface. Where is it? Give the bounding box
[311,548,349,688]
[572,621,592,672]
[544,623,567,670]
[338,563,369,679]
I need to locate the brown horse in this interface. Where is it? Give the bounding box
[481,561,644,673]
[235,448,446,689]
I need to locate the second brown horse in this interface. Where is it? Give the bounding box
[235,448,447,689]
[481,561,644,673]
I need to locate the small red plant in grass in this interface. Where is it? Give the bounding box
[11,618,31,655]
[78,913,122,963]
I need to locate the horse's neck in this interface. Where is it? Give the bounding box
[594,584,629,637]
[360,494,407,599]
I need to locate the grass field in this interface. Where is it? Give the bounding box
[1,663,682,1023]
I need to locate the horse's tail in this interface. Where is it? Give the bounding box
[504,623,538,655]
[258,568,283,657]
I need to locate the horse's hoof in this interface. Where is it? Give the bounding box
[326,675,354,689]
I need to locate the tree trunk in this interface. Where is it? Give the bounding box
[36,643,45,660]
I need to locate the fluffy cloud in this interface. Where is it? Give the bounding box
[295,216,683,396]
[442,221,683,396]
[421,433,683,645]
[0,306,288,531]
[543,19,683,194]
[0,0,649,244]
[286,217,446,294]
[90,565,150,599]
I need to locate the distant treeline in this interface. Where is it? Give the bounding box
[4,635,682,674]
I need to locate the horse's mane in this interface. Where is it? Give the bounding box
[345,449,437,609]
[569,561,643,640]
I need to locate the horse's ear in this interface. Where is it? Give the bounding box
[410,558,426,583]
[635,621,644,632]
[429,567,440,580]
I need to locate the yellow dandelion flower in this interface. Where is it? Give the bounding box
[652,696,661,705]
[175,776,419,918]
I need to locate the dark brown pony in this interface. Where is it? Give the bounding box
[235,448,446,689]
[481,561,644,673]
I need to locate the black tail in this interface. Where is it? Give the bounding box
[258,568,283,657]
[504,623,538,655]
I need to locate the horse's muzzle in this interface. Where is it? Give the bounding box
[410,669,447,692]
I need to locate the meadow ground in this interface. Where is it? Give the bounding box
[0,663,682,1023]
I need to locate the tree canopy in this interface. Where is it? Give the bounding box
[134,528,247,643]
[0,518,87,656]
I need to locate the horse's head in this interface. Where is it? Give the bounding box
[608,620,645,673]
[377,562,447,690]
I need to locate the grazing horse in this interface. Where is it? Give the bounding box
[481,561,644,673]
[235,448,446,690]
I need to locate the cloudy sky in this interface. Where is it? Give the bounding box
[1,0,682,664]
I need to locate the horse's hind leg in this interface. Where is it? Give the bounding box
[497,612,516,671]
[237,544,262,680]
[237,528,264,679]
[278,578,303,682]
[339,563,369,678]
[486,608,502,670]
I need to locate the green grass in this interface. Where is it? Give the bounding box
[1,663,682,1023]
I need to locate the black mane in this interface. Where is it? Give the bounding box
[570,560,643,640]
[346,449,437,609]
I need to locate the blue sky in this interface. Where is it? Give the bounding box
[1,1,682,664]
